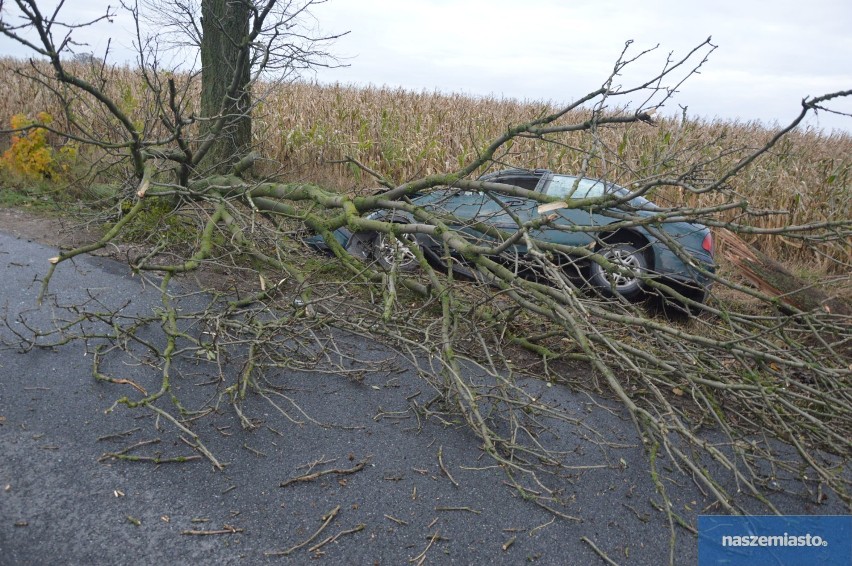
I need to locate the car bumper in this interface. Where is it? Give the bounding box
[655,247,715,287]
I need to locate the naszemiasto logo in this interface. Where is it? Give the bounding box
[721,532,829,547]
[698,515,851,566]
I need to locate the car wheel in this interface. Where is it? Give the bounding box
[374,230,419,272]
[588,242,648,300]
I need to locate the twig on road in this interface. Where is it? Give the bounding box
[280,459,369,487]
[265,505,340,556]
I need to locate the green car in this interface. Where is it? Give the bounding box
[312,169,716,303]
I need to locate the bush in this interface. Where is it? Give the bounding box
[1,112,76,180]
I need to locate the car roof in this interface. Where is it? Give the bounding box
[478,168,551,182]
[477,169,659,208]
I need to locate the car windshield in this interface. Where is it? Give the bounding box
[545,176,608,199]
[546,175,658,210]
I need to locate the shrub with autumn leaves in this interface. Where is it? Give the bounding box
[1,112,76,180]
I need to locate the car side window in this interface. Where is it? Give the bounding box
[487,176,541,191]
[546,176,608,199]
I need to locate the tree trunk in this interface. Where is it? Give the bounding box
[200,0,252,174]
[717,229,850,315]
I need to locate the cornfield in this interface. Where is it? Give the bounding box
[1,57,850,270]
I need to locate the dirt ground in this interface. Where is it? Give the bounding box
[0,206,101,248]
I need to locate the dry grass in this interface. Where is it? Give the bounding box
[0,57,849,270]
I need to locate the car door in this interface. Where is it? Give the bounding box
[472,174,543,252]
[425,175,544,253]
[422,189,489,224]
[418,189,508,251]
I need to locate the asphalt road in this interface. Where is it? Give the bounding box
[0,229,845,565]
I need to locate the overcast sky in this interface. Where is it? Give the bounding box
[1,0,850,132]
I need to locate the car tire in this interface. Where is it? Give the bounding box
[373,230,419,272]
[588,242,648,300]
